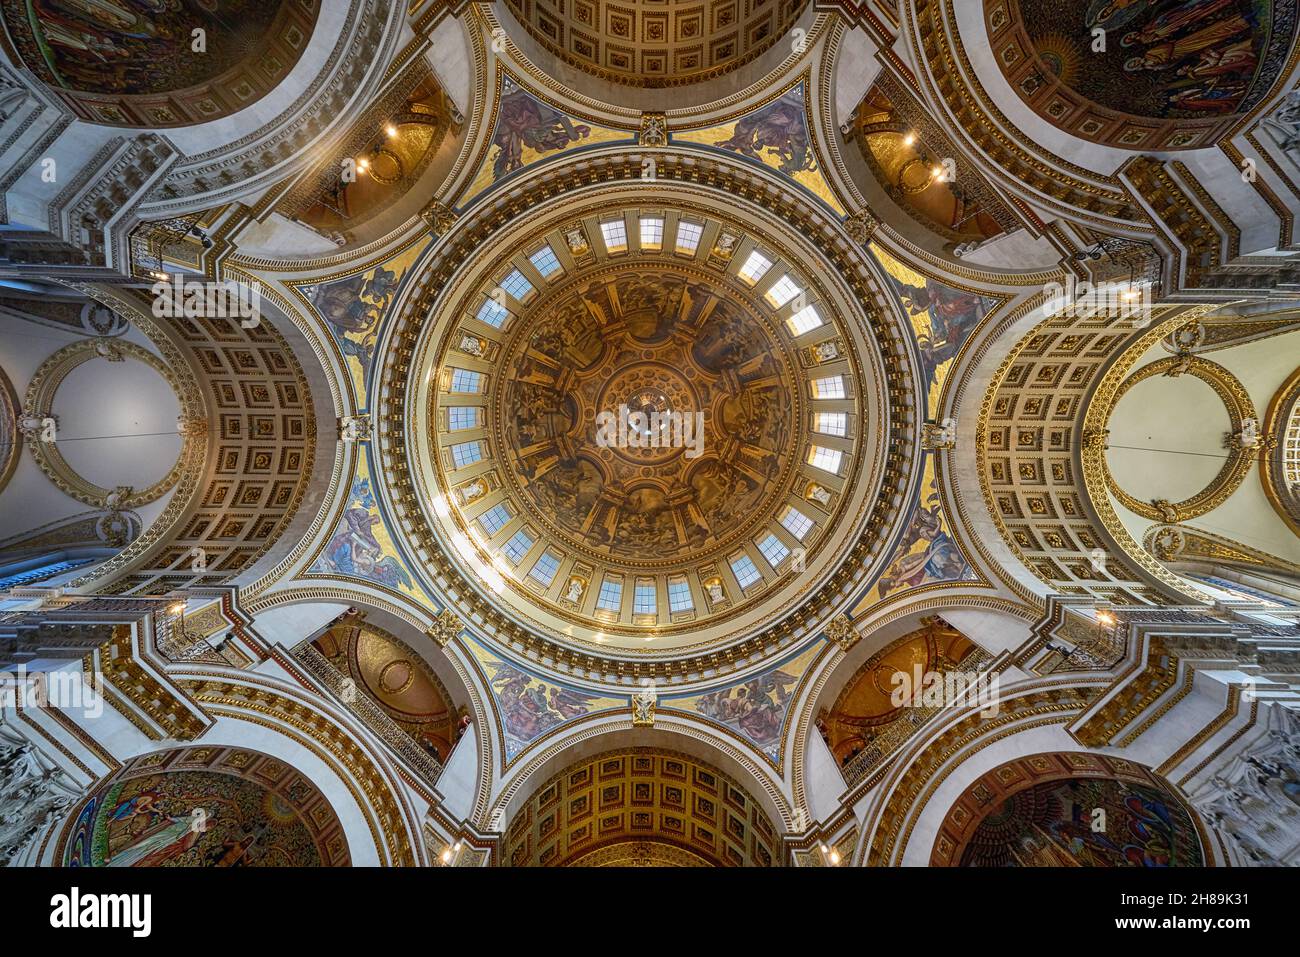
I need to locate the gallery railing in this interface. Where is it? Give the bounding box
[291,642,443,784]
[839,647,994,788]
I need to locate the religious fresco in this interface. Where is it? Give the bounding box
[872,244,997,415]
[299,238,430,403]
[0,0,320,126]
[989,0,1297,148]
[1,0,280,93]
[932,753,1206,867]
[675,84,846,215]
[498,266,796,563]
[854,453,976,611]
[63,747,349,867]
[467,641,624,759]
[665,642,822,764]
[311,453,421,598]
[462,77,631,203]
[312,617,464,763]
[851,248,992,612]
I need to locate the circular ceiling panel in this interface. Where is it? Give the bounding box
[427,205,868,647]
[494,261,803,566]
[382,171,917,668]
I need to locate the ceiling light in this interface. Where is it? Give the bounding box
[385,123,398,138]
[903,132,916,147]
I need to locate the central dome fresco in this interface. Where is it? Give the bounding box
[497,262,804,564]
[383,176,914,665]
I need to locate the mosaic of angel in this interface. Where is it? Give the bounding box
[876,486,970,597]
[716,88,816,174]
[309,266,400,382]
[491,85,592,179]
[694,668,800,756]
[895,278,992,401]
[484,660,600,745]
[318,477,413,592]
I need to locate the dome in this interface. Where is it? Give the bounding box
[387,178,911,662]
[0,0,321,127]
[502,0,811,87]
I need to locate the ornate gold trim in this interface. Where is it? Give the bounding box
[1158,684,1242,779]
[22,338,202,509]
[902,0,1142,229]
[374,152,922,679]
[1076,310,1225,602]
[486,718,795,833]
[181,676,418,866]
[1100,356,1258,523]
[1261,364,1300,539]
[0,361,19,497]
[1178,695,1258,788]
[864,692,1089,865]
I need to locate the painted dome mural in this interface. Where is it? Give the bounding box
[399,191,904,659]
[0,0,321,126]
[62,747,349,867]
[986,0,1298,148]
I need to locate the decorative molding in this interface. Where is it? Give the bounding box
[427,609,464,649]
[375,150,921,681]
[22,339,200,509]
[1100,355,1259,523]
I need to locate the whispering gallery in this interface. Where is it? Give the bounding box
[0,0,1299,886]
